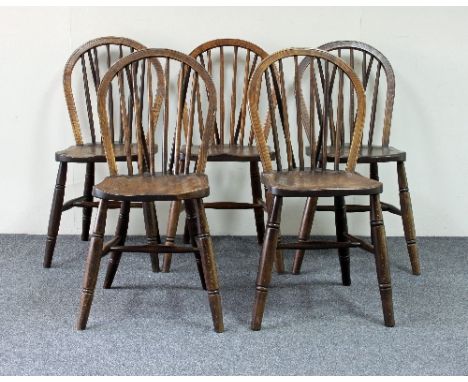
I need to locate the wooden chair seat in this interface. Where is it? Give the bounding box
[93,174,210,202]
[305,145,406,163]
[262,169,382,197]
[55,143,157,163]
[183,144,275,162]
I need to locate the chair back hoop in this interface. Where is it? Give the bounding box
[307,41,395,147]
[97,48,217,177]
[63,36,147,145]
[189,38,271,146]
[249,48,366,174]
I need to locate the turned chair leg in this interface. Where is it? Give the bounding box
[265,191,284,274]
[251,195,283,331]
[103,201,130,289]
[334,196,351,286]
[44,162,68,268]
[81,162,95,241]
[185,199,224,332]
[250,160,265,245]
[370,194,395,327]
[162,200,182,273]
[76,199,109,330]
[185,199,206,290]
[397,161,421,275]
[292,197,318,274]
[143,201,161,272]
[183,218,191,244]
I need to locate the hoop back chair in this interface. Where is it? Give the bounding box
[293,41,420,276]
[162,39,280,273]
[248,48,394,330]
[76,49,223,332]
[44,37,159,272]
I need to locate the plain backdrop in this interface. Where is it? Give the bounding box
[1,6,467,237]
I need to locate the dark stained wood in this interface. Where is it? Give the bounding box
[45,37,150,268]
[251,195,282,331]
[77,199,109,330]
[304,144,406,163]
[249,48,395,329]
[102,201,130,289]
[76,48,223,332]
[295,41,420,276]
[93,174,210,202]
[43,162,68,268]
[162,39,274,273]
[184,143,275,162]
[397,161,420,275]
[81,162,95,241]
[261,170,382,197]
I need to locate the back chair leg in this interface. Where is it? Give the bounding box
[103,201,130,289]
[370,194,395,327]
[397,161,421,275]
[334,196,351,286]
[292,197,318,274]
[81,162,95,241]
[186,199,224,333]
[265,191,285,274]
[185,200,206,291]
[44,162,68,268]
[143,202,161,272]
[183,217,191,244]
[76,199,109,330]
[162,200,182,273]
[250,160,265,245]
[251,195,283,331]
[369,163,379,246]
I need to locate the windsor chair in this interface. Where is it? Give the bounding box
[76,48,223,332]
[44,37,160,273]
[248,48,395,330]
[161,39,282,273]
[293,41,420,276]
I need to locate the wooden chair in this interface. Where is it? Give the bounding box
[76,48,224,332]
[161,39,282,273]
[293,41,420,276]
[44,37,159,273]
[248,48,395,330]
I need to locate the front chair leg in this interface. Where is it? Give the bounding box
[143,201,161,272]
[334,196,351,286]
[162,200,182,273]
[370,194,395,327]
[251,195,283,331]
[44,161,68,268]
[292,197,318,274]
[185,199,206,290]
[103,201,130,289]
[76,199,109,330]
[265,191,285,274]
[81,162,95,241]
[185,199,224,333]
[397,161,421,275]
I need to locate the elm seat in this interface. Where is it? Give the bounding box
[305,145,406,163]
[93,174,210,202]
[55,143,158,163]
[262,170,383,197]
[185,144,275,162]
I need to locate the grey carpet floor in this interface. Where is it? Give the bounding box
[0,234,466,376]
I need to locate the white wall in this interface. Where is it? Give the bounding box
[0,6,467,236]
